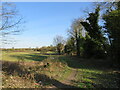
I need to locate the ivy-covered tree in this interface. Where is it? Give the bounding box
[81,6,106,58]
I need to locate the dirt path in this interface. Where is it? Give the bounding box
[52,69,78,88]
[62,69,77,85]
[45,56,78,88]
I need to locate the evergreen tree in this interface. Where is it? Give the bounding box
[81,6,106,58]
[103,1,120,67]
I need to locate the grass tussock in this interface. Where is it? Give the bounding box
[2,57,72,88]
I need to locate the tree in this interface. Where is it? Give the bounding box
[68,18,85,56]
[103,1,120,67]
[64,37,75,55]
[0,3,23,41]
[80,6,106,58]
[53,35,65,55]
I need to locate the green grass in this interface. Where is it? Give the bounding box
[76,70,119,88]
[2,51,48,62]
[2,51,119,88]
[57,56,119,88]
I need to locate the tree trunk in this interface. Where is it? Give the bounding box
[76,38,80,56]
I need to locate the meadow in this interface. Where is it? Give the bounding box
[1,1,120,89]
[1,50,119,88]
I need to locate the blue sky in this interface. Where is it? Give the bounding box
[4,2,92,48]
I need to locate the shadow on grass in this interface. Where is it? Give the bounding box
[34,73,78,88]
[78,70,120,88]
[57,56,120,88]
[58,56,112,70]
[32,52,59,56]
[10,54,48,61]
[91,72,120,88]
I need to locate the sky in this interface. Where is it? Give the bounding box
[3,2,92,48]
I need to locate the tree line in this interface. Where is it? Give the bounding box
[1,2,120,68]
[54,2,120,68]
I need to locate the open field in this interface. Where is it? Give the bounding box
[1,1,120,89]
[1,51,120,88]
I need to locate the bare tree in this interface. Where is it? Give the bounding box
[68,18,85,56]
[0,2,24,42]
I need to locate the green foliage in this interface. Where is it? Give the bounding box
[64,37,75,55]
[81,6,106,58]
[81,7,102,40]
[35,46,56,53]
[56,43,64,55]
[53,35,65,55]
[83,38,106,58]
[67,19,85,56]
[103,1,120,66]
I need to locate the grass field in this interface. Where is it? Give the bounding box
[1,51,120,88]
